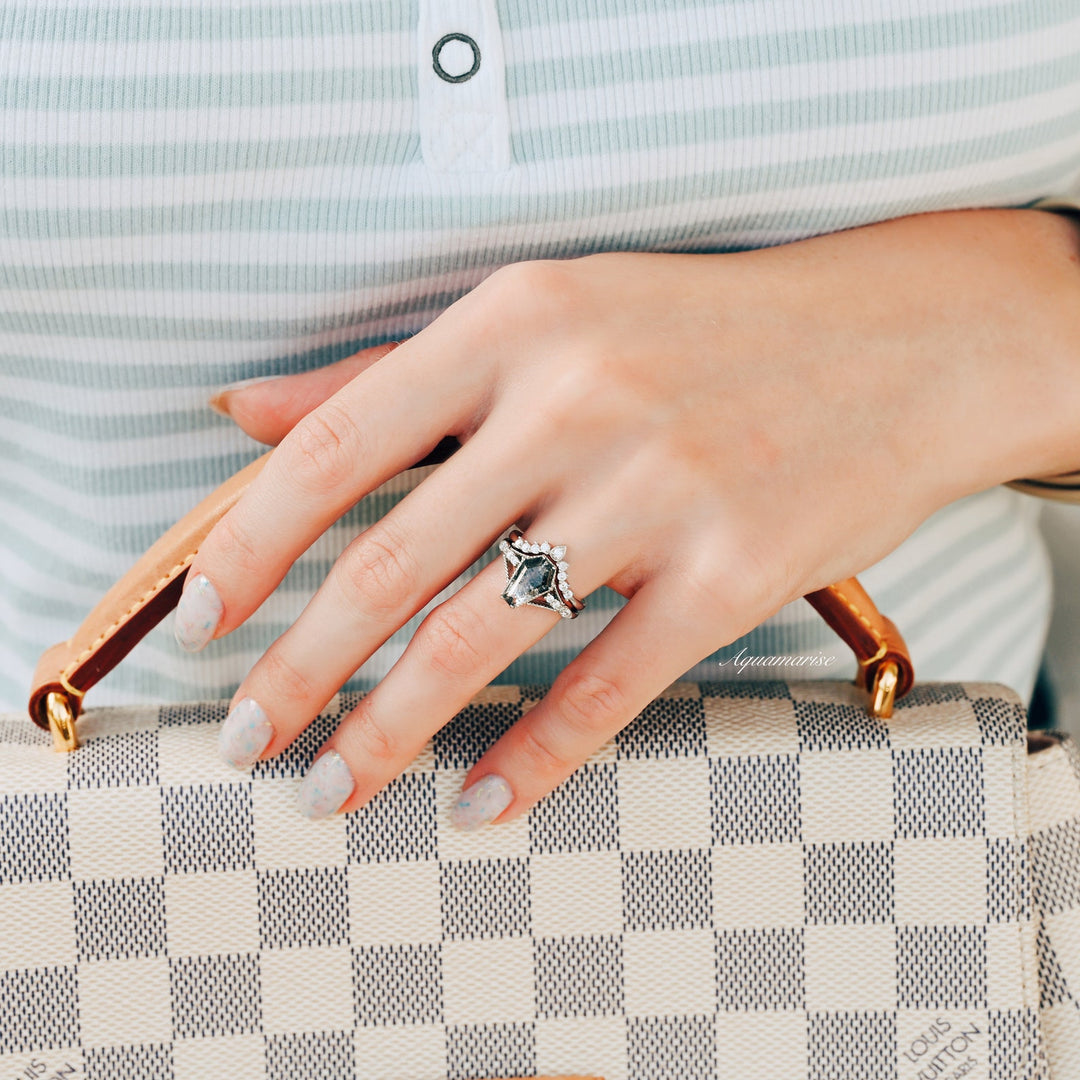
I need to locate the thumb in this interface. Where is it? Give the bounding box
[208,340,402,445]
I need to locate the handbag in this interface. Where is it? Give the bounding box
[3,454,1079,1080]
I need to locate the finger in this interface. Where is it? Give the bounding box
[289,506,627,820]
[176,329,493,650]
[455,571,720,827]
[209,341,403,445]
[214,419,557,774]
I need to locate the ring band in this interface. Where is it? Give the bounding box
[498,529,585,619]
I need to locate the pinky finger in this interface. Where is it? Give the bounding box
[452,572,723,829]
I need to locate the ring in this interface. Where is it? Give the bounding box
[498,529,586,619]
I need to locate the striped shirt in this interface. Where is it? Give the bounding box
[2,1,1079,714]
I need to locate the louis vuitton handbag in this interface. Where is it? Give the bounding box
[4,453,1080,1080]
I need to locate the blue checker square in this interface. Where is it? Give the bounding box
[893,747,985,839]
[616,695,706,759]
[352,944,442,1026]
[711,754,800,845]
[347,771,437,863]
[85,1043,174,1080]
[529,762,618,854]
[897,925,987,1010]
[804,842,894,924]
[0,792,70,885]
[809,1012,897,1080]
[446,1022,535,1080]
[169,953,261,1038]
[74,876,167,960]
[68,729,159,789]
[622,849,712,930]
[534,935,623,1017]
[441,858,530,939]
[162,782,255,874]
[258,866,348,949]
[0,966,80,1055]
[795,699,889,751]
[716,928,804,1010]
[627,1015,715,1080]
[266,1031,354,1079]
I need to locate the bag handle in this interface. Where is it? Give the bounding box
[28,440,913,751]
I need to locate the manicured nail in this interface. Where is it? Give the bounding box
[219,697,273,770]
[208,374,285,417]
[174,572,224,652]
[449,774,514,831]
[297,750,355,820]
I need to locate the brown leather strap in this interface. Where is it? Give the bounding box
[27,429,913,733]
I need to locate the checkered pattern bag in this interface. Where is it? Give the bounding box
[2,677,1074,1080]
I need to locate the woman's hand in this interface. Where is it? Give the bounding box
[178,207,1080,825]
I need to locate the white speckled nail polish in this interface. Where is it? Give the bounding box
[219,697,273,770]
[174,572,223,652]
[297,750,355,820]
[449,774,514,831]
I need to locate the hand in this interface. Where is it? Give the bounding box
[177,208,1080,824]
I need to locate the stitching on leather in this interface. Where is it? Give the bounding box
[59,552,197,684]
[826,582,884,648]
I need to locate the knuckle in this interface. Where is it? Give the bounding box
[213,511,263,578]
[514,724,572,778]
[481,259,580,326]
[416,601,487,680]
[555,668,627,736]
[287,401,363,494]
[259,648,319,708]
[336,522,420,623]
[344,698,400,764]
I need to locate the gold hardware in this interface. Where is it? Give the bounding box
[45,691,79,752]
[870,659,899,720]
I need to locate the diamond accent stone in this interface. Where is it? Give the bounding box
[551,546,566,561]
[557,561,569,570]
[540,542,550,552]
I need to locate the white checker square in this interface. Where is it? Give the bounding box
[1028,744,1080,832]
[715,1012,808,1076]
[0,742,68,795]
[894,838,987,925]
[78,956,171,1047]
[623,928,716,1017]
[530,851,622,938]
[985,922,1027,1011]
[78,705,160,738]
[1045,908,1080,1005]
[801,750,895,843]
[535,1015,627,1080]
[261,945,354,1034]
[804,924,895,1010]
[888,700,981,749]
[442,937,534,1026]
[349,862,441,946]
[0,881,76,968]
[617,757,711,852]
[984,745,1024,839]
[68,786,163,881]
[164,870,259,957]
[252,778,347,870]
[434,770,530,863]
[895,1010,989,1077]
[173,1035,264,1080]
[711,843,804,928]
[704,695,799,756]
[157,721,239,788]
[353,1025,446,1080]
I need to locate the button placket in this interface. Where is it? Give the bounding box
[418,0,510,172]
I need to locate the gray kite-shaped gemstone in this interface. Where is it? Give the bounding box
[502,553,556,607]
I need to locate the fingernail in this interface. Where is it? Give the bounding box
[449,774,514,831]
[219,697,273,770]
[174,572,224,652]
[208,374,285,417]
[297,749,355,820]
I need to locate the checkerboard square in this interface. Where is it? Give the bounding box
[808,1011,897,1080]
[169,953,261,1038]
[804,842,894,924]
[711,754,800,845]
[531,851,623,938]
[261,945,354,1034]
[534,1015,626,1078]
[0,733,66,797]
[441,858,530,939]
[626,1015,715,1080]
[79,957,172,1047]
[616,692,706,759]
[716,927,804,1010]
[971,695,1026,746]
[84,1043,174,1080]
[265,1031,353,1080]
[156,717,240,789]
[172,1035,264,1080]
[715,1012,808,1075]
[252,778,347,872]
[1,793,69,884]
[251,708,342,780]
[345,771,436,863]
[74,876,167,960]
[623,929,717,1016]
[352,1025,446,1079]
[1031,818,1080,917]
[894,838,988,926]
[804,925,896,1010]
[893,747,985,839]
[703,689,799,756]
[446,1022,535,1080]
[69,786,161,882]
[349,862,442,946]
[897,925,987,1009]
[622,849,712,931]
[795,698,889,751]
[711,844,805,928]
[887,687,980,751]
[352,944,443,1026]
[164,870,259,957]
[258,867,347,949]
[800,750,895,844]
[69,729,159,789]
[443,937,535,1025]
[989,1008,1041,1078]
[987,838,1027,922]
[162,783,255,875]
[0,880,76,968]
[0,966,79,1053]
[434,700,521,769]
[617,757,711,852]
[535,935,623,1017]
[529,763,618,854]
